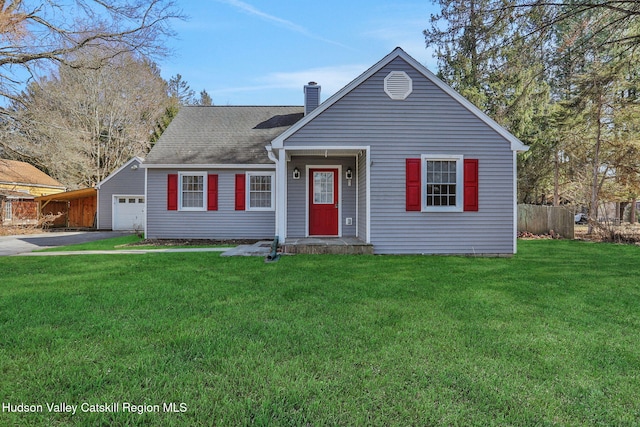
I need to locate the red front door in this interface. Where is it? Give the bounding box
[309,168,339,236]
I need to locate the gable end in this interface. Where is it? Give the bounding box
[271,47,528,153]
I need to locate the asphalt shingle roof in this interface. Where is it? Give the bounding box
[145,106,304,165]
[0,159,64,188]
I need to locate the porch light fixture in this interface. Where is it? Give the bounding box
[292,167,301,180]
[345,167,353,180]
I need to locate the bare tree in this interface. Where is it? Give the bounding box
[3,49,171,188]
[0,0,183,104]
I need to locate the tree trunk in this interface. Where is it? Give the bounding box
[587,88,603,235]
[553,149,560,206]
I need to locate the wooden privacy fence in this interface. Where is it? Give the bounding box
[518,204,574,239]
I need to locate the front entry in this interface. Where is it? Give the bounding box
[309,168,339,236]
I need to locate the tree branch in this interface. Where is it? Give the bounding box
[0,0,184,101]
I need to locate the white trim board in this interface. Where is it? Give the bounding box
[141,163,275,170]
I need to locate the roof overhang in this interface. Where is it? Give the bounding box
[0,180,66,190]
[141,163,275,169]
[35,187,96,202]
[0,190,35,200]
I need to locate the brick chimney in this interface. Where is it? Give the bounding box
[304,82,321,116]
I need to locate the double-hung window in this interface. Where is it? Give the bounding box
[406,156,478,212]
[246,172,275,211]
[421,155,463,212]
[179,172,206,211]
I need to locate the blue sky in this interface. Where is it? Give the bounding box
[159,0,439,106]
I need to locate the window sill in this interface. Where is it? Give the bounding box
[246,207,275,212]
[422,206,463,213]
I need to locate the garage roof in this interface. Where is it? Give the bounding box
[34,188,96,202]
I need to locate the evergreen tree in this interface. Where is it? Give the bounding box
[425,0,640,223]
[168,74,196,106]
[197,89,213,106]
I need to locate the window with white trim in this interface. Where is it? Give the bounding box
[247,172,275,211]
[421,155,463,212]
[179,172,206,210]
[4,200,12,220]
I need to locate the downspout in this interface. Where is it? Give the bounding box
[265,235,280,263]
[266,145,278,164]
[265,145,281,258]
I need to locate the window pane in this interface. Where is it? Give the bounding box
[4,201,12,220]
[249,174,272,208]
[425,160,457,206]
[313,172,334,204]
[181,175,204,208]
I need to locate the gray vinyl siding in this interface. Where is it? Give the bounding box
[287,157,357,238]
[283,57,516,254]
[146,168,275,239]
[304,85,321,116]
[97,159,145,230]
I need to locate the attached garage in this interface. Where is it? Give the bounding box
[112,195,145,231]
[96,157,146,231]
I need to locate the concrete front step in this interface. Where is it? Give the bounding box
[283,238,373,255]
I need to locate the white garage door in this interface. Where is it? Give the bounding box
[113,196,145,231]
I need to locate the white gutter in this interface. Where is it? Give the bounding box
[140,163,275,170]
[266,145,278,163]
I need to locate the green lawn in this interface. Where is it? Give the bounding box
[37,234,234,252]
[36,234,145,251]
[1,240,639,426]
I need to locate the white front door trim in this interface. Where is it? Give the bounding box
[306,165,342,237]
[275,146,370,244]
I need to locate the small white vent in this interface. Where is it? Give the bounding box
[384,71,412,100]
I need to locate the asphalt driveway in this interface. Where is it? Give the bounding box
[0,231,132,256]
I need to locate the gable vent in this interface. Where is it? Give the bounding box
[384,71,412,100]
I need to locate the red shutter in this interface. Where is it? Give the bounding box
[235,173,246,211]
[207,174,218,211]
[406,158,421,211]
[167,174,178,211]
[464,159,479,212]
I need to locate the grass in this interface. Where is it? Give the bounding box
[37,235,234,252]
[36,234,145,251]
[1,240,640,425]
